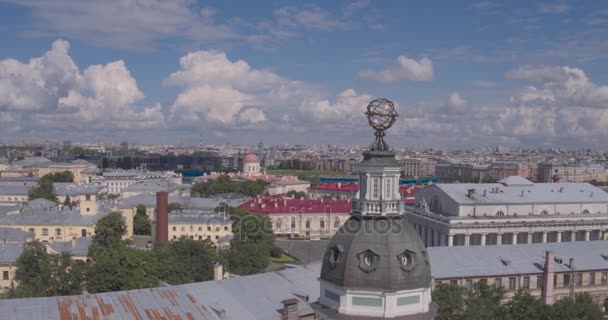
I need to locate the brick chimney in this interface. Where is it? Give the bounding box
[542,250,555,305]
[281,298,299,320]
[155,191,169,245]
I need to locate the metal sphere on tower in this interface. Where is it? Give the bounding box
[365,98,398,132]
[364,98,398,151]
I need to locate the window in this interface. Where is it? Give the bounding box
[86,208,90,212]
[541,210,549,215]
[563,274,571,287]
[172,226,176,231]
[2,271,8,280]
[215,235,219,240]
[85,194,91,201]
[291,218,296,229]
[601,272,607,285]
[509,277,517,290]
[537,275,544,289]
[480,278,487,286]
[190,226,194,231]
[55,228,61,236]
[494,278,502,288]
[372,178,379,199]
[28,228,35,235]
[198,226,203,231]
[589,272,596,285]
[224,226,228,231]
[576,273,583,286]
[207,226,211,231]
[385,178,392,199]
[582,209,590,214]
[523,276,530,289]
[81,229,87,237]
[173,235,177,239]
[42,228,49,236]
[450,280,458,286]
[305,220,311,229]
[334,219,339,228]
[320,219,325,229]
[465,279,472,288]
[496,211,505,216]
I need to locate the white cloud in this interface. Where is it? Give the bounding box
[274,6,350,31]
[538,3,569,14]
[3,0,237,49]
[447,92,468,113]
[0,39,164,135]
[298,89,372,124]
[357,55,434,82]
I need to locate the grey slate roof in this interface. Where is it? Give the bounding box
[0,185,29,196]
[46,238,92,257]
[0,242,24,264]
[430,180,608,204]
[428,241,608,279]
[0,227,33,242]
[0,263,322,320]
[167,211,231,225]
[0,201,114,226]
[116,194,249,210]
[53,183,105,196]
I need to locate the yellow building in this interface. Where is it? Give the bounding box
[0,243,22,291]
[0,195,133,243]
[151,210,233,247]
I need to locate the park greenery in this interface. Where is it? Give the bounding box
[133,205,151,235]
[191,175,267,197]
[10,206,285,298]
[286,190,307,199]
[27,170,75,202]
[433,282,604,320]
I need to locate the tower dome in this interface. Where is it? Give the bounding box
[317,98,434,319]
[243,153,260,164]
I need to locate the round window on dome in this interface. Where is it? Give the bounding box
[397,250,416,272]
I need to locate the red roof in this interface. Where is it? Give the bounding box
[238,195,351,215]
[243,153,260,164]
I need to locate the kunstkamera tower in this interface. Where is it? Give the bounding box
[318,99,434,319]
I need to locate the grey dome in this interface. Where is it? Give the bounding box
[320,215,431,291]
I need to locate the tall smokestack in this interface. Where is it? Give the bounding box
[542,250,555,305]
[156,191,169,245]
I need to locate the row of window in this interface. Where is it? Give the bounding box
[278,218,341,230]
[0,197,26,201]
[494,209,592,216]
[19,227,88,237]
[172,226,228,232]
[172,235,220,241]
[441,272,608,290]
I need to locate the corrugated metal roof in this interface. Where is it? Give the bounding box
[0,263,322,320]
[428,241,608,279]
[427,181,608,204]
[0,227,33,242]
[0,242,24,264]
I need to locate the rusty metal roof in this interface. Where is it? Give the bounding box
[0,263,323,320]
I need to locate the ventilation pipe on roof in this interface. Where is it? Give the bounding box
[482,189,487,197]
[466,189,476,198]
[281,298,299,320]
[590,191,594,198]
[521,190,525,197]
[559,187,564,193]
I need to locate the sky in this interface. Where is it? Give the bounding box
[1,0,608,148]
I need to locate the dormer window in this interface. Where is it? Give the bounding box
[541,210,549,215]
[496,211,504,216]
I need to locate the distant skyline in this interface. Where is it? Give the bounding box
[1,1,608,148]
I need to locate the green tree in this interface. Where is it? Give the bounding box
[28,178,57,202]
[286,190,306,199]
[133,205,151,236]
[90,211,127,250]
[432,283,466,320]
[14,242,86,298]
[222,212,278,275]
[43,171,75,182]
[506,290,554,320]
[168,202,182,212]
[86,245,160,293]
[154,238,218,284]
[463,282,506,319]
[552,293,604,320]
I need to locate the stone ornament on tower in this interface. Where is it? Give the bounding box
[364,98,398,151]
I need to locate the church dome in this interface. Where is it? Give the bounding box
[320,215,431,292]
[243,153,260,164]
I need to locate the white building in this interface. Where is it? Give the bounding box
[407,176,608,247]
[99,169,182,195]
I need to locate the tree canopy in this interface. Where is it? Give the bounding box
[133,205,151,236]
[28,178,57,202]
[191,175,267,197]
[433,283,604,320]
[42,171,75,183]
[154,237,218,285]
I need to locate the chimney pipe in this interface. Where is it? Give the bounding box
[542,250,555,305]
[155,191,169,245]
[281,298,299,320]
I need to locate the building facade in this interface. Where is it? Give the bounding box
[407,176,608,248]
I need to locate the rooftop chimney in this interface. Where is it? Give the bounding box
[466,189,476,198]
[281,298,299,320]
[213,262,224,281]
[155,191,169,245]
[542,250,555,305]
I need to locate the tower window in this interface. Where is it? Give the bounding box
[372,178,379,199]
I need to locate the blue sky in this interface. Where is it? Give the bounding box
[1,0,608,148]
